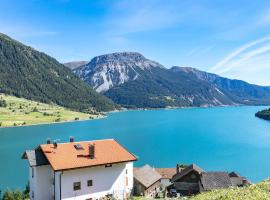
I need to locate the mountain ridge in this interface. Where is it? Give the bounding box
[71,52,270,108]
[64,61,88,70]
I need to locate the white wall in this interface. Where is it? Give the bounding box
[60,162,133,200]
[29,165,54,200]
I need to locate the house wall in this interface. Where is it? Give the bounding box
[29,165,54,200]
[173,171,201,196]
[144,180,161,198]
[133,179,145,196]
[59,162,133,200]
[133,179,161,198]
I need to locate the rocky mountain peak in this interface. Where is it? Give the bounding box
[89,52,164,69]
[74,52,164,93]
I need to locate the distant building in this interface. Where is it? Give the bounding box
[168,164,251,196]
[155,168,176,187]
[133,165,162,198]
[22,138,137,200]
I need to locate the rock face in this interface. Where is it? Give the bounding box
[74,52,164,93]
[73,52,270,108]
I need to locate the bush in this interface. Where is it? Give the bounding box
[74,117,79,120]
[0,99,7,107]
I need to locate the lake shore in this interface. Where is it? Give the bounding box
[1,99,267,129]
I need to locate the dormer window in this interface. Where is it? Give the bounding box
[74,144,84,150]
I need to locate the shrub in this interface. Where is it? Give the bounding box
[0,99,7,107]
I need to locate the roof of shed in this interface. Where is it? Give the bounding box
[134,165,162,188]
[201,172,232,190]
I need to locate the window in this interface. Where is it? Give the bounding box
[31,167,34,178]
[126,169,128,174]
[73,182,81,190]
[87,180,93,187]
[105,164,112,168]
[126,177,128,186]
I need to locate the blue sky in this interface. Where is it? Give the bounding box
[1,0,270,85]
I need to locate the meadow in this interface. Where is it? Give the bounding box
[134,179,270,200]
[0,94,102,127]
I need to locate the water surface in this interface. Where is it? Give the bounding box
[0,106,270,190]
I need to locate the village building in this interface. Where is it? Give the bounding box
[22,138,137,200]
[155,168,176,188]
[133,165,162,198]
[168,164,251,196]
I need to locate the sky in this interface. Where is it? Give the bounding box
[1,0,270,85]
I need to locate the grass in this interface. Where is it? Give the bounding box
[0,94,103,127]
[133,179,270,200]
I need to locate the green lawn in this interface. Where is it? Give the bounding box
[0,94,103,127]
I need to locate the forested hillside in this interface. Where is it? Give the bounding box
[255,108,270,120]
[0,33,118,112]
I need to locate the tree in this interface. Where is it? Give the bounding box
[2,183,29,200]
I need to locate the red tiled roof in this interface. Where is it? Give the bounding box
[40,139,137,171]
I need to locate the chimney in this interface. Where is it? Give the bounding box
[46,138,51,144]
[176,164,180,174]
[53,141,58,148]
[70,136,74,142]
[89,143,95,159]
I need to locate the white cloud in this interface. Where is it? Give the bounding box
[210,35,270,73]
[210,35,270,85]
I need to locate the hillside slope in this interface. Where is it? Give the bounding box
[0,33,117,112]
[0,94,101,127]
[189,179,270,200]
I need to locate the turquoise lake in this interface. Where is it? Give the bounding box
[0,106,270,190]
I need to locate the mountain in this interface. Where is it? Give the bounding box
[171,67,270,105]
[0,33,118,112]
[72,52,270,109]
[74,52,164,93]
[64,61,88,70]
[73,52,236,108]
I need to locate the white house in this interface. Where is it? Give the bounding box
[22,138,137,200]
